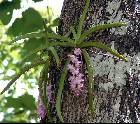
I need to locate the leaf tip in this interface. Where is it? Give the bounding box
[124,58,128,62]
[122,22,128,26]
[0,90,4,95]
[119,55,128,62]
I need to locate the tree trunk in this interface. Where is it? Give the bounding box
[52,0,140,123]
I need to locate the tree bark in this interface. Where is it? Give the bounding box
[54,0,140,123]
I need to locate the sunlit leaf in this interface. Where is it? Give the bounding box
[49,17,60,27]
[10,31,73,45]
[20,37,46,62]
[5,93,36,110]
[0,0,20,25]
[5,97,23,109]
[7,8,43,36]
[19,93,36,110]
[10,31,44,44]
[20,46,45,63]
[1,59,48,94]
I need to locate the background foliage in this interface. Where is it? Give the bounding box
[0,0,59,122]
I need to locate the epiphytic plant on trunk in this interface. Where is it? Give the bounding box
[1,0,128,123]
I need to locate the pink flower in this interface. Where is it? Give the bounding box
[68,54,79,63]
[67,48,85,96]
[47,84,53,102]
[37,84,53,119]
[69,75,84,84]
[74,61,82,68]
[72,68,79,75]
[38,105,46,119]
[37,96,46,120]
[67,64,75,71]
[68,55,76,59]
[78,73,84,78]
[70,83,84,96]
[74,48,81,55]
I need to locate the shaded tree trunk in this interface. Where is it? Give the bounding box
[52,0,140,123]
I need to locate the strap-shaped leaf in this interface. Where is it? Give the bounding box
[22,45,47,61]
[77,0,90,40]
[49,47,60,67]
[42,60,53,122]
[38,58,51,122]
[10,31,74,44]
[16,40,127,62]
[82,49,94,114]
[20,41,75,62]
[64,25,78,40]
[56,60,69,122]
[50,41,76,47]
[79,41,128,62]
[1,58,48,94]
[38,59,49,107]
[10,31,44,45]
[70,26,77,41]
[80,22,127,41]
[64,27,73,38]
[47,33,74,43]
[43,19,49,46]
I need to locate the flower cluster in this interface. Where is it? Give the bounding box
[37,84,53,120]
[47,84,53,103]
[37,96,46,120]
[67,48,85,96]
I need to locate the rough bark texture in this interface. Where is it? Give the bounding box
[56,0,140,123]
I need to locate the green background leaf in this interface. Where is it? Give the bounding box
[5,93,36,110]
[0,0,60,123]
[0,0,21,25]
[7,8,43,36]
[20,37,46,62]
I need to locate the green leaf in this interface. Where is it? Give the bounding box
[13,110,25,115]
[5,93,36,110]
[49,17,60,27]
[7,8,43,36]
[82,49,95,114]
[56,60,69,122]
[79,41,128,62]
[19,93,36,110]
[49,41,75,47]
[9,31,44,44]
[70,26,77,41]
[20,37,46,62]
[20,46,48,63]
[5,97,23,109]
[77,0,90,40]
[47,32,74,43]
[1,59,48,94]
[80,22,127,41]
[10,31,74,45]
[38,57,53,122]
[49,47,60,67]
[0,0,20,25]
[2,119,27,123]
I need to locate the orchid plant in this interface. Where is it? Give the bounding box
[1,0,128,123]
